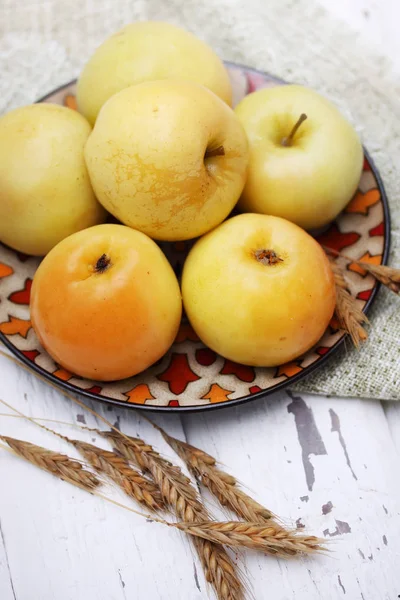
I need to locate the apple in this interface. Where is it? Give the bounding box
[0,104,106,256]
[77,21,232,125]
[84,79,248,241]
[182,213,335,366]
[234,85,363,230]
[31,224,182,381]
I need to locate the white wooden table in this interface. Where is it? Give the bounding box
[1,1,400,599]
[0,351,400,600]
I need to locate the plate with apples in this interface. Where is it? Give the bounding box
[0,23,389,411]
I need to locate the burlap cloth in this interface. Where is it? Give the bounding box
[1,0,399,400]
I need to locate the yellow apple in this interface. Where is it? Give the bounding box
[182,213,335,366]
[77,21,232,125]
[235,85,363,230]
[85,79,248,241]
[0,104,106,256]
[31,224,182,381]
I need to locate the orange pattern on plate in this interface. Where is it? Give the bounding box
[276,362,303,378]
[0,316,31,338]
[0,263,14,278]
[124,383,155,404]
[345,189,380,215]
[202,383,233,403]
[53,368,73,381]
[348,252,382,276]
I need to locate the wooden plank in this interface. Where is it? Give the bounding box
[182,390,400,599]
[1,350,400,600]
[0,354,204,600]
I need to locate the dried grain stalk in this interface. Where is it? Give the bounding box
[159,430,274,524]
[330,260,368,348]
[0,435,99,492]
[355,262,400,294]
[324,246,400,295]
[70,440,164,511]
[174,521,325,557]
[102,430,244,600]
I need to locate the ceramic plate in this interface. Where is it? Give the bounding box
[0,63,390,412]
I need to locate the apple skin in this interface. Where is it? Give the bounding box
[85,80,248,241]
[234,85,364,230]
[77,21,232,125]
[30,224,182,381]
[182,213,336,367]
[0,104,107,256]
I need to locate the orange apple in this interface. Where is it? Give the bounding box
[31,224,182,381]
[182,213,335,366]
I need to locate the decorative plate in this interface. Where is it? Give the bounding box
[0,63,390,412]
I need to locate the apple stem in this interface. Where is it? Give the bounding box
[281,113,308,147]
[95,253,111,273]
[205,145,225,159]
[254,249,283,265]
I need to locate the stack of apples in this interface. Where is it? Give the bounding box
[0,22,364,382]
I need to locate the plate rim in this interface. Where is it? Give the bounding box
[0,65,391,413]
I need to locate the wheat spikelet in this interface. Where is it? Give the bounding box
[0,435,100,492]
[174,521,325,557]
[102,431,244,599]
[154,426,325,559]
[0,420,243,597]
[0,428,323,595]
[102,431,202,516]
[160,431,274,523]
[354,262,400,294]
[0,398,164,512]
[323,245,400,295]
[194,537,243,600]
[70,439,164,512]
[330,260,368,348]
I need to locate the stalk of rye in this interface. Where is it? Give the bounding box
[0,369,326,598]
[0,397,163,512]
[102,430,244,600]
[356,262,400,294]
[157,428,275,523]
[1,423,243,599]
[1,432,324,594]
[0,390,244,599]
[329,259,368,348]
[0,435,100,492]
[105,429,324,555]
[324,246,400,295]
[70,440,164,512]
[173,521,325,557]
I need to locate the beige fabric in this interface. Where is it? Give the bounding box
[1,0,399,400]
